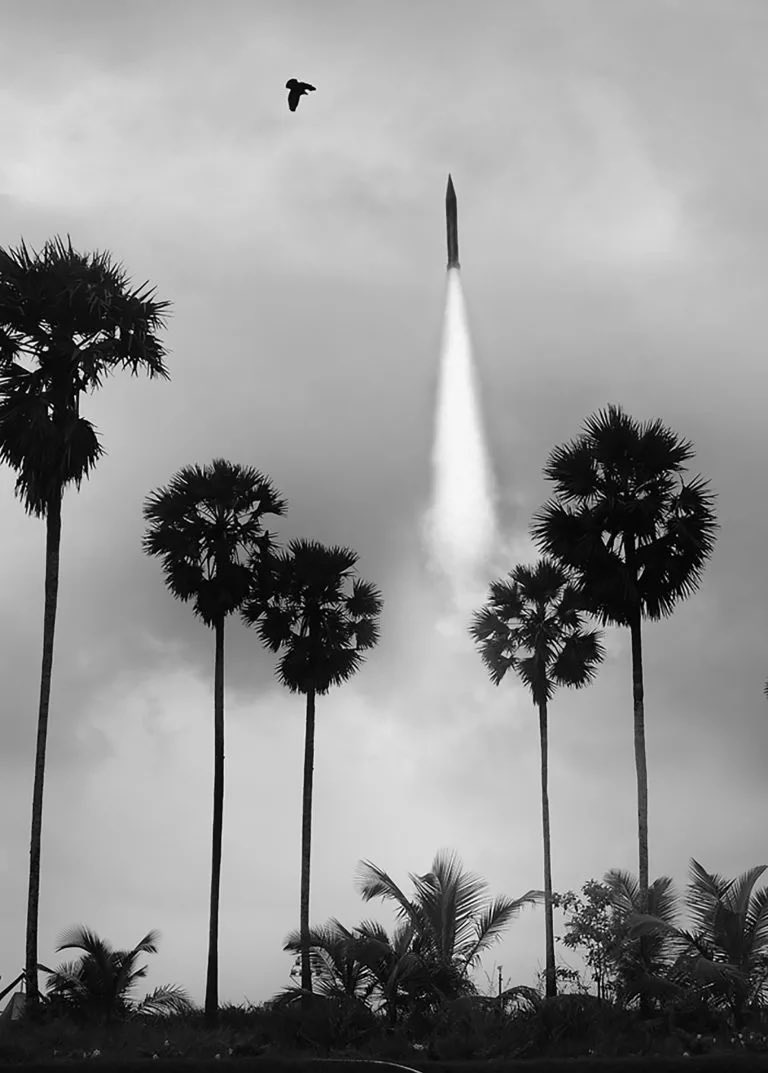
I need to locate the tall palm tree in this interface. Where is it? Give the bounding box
[45,926,191,1024]
[531,405,717,908]
[242,539,382,1003]
[356,849,542,1006]
[470,558,604,998]
[0,236,170,1013]
[629,859,768,1028]
[143,459,286,1026]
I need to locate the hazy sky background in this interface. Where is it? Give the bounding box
[1,0,767,1008]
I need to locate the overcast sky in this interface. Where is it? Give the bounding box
[1,0,767,1009]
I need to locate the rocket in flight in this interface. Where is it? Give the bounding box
[446,174,460,269]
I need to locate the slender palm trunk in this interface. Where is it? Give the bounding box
[25,489,62,1015]
[538,699,557,998]
[204,617,225,1026]
[629,609,652,1017]
[300,687,316,1005]
[629,612,649,907]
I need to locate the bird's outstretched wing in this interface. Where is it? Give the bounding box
[285,78,316,111]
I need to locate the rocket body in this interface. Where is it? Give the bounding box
[446,174,460,268]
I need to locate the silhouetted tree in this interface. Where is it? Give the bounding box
[356,849,542,1009]
[604,869,679,1009]
[471,558,604,998]
[0,236,169,1013]
[143,459,286,1025]
[629,858,768,1028]
[45,926,191,1024]
[532,405,717,909]
[242,539,381,1005]
[282,919,378,1003]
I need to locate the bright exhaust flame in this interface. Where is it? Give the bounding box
[424,268,499,614]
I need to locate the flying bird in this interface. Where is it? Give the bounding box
[286,78,316,112]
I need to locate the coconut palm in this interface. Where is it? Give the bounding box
[284,917,425,1024]
[629,859,768,1027]
[604,869,679,1009]
[45,926,191,1024]
[531,405,717,908]
[356,849,542,1006]
[142,459,286,1025]
[242,539,382,1003]
[349,919,425,1024]
[470,558,604,998]
[282,919,378,1003]
[0,236,170,1012]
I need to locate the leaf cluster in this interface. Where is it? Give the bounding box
[532,404,718,625]
[0,236,169,515]
[44,925,192,1024]
[470,557,604,706]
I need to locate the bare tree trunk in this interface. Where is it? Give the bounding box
[25,489,62,1016]
[538,699,557,998]
[204,617,225,1026]
[629,613,649,907]
[629,610,652,1016]
[300,687,316,1007]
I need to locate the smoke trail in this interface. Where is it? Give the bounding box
[424,268,499,615]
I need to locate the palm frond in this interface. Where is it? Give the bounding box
[745,885,768,960]
[56,925,113,961]
[722,865,767,917]
[356,860,419,925]
[460,890,543,968]
[605,869,641,914]
[648,875,679,925]
[133,984,193,1018]
[626,912,679,940]
[551,629,604,688]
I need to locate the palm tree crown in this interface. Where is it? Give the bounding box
[46,926,191,1022]
[470,557,604,705]
[628,859,768,1023]
[683,860,768,987]
[531,404,718,625]
[0,235,169,515]
[243,538,382,693]
[143,458,287,625]
[282,919,378,1003]
[356,849,542,985]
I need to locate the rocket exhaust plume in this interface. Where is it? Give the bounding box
[424,175,499,614]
